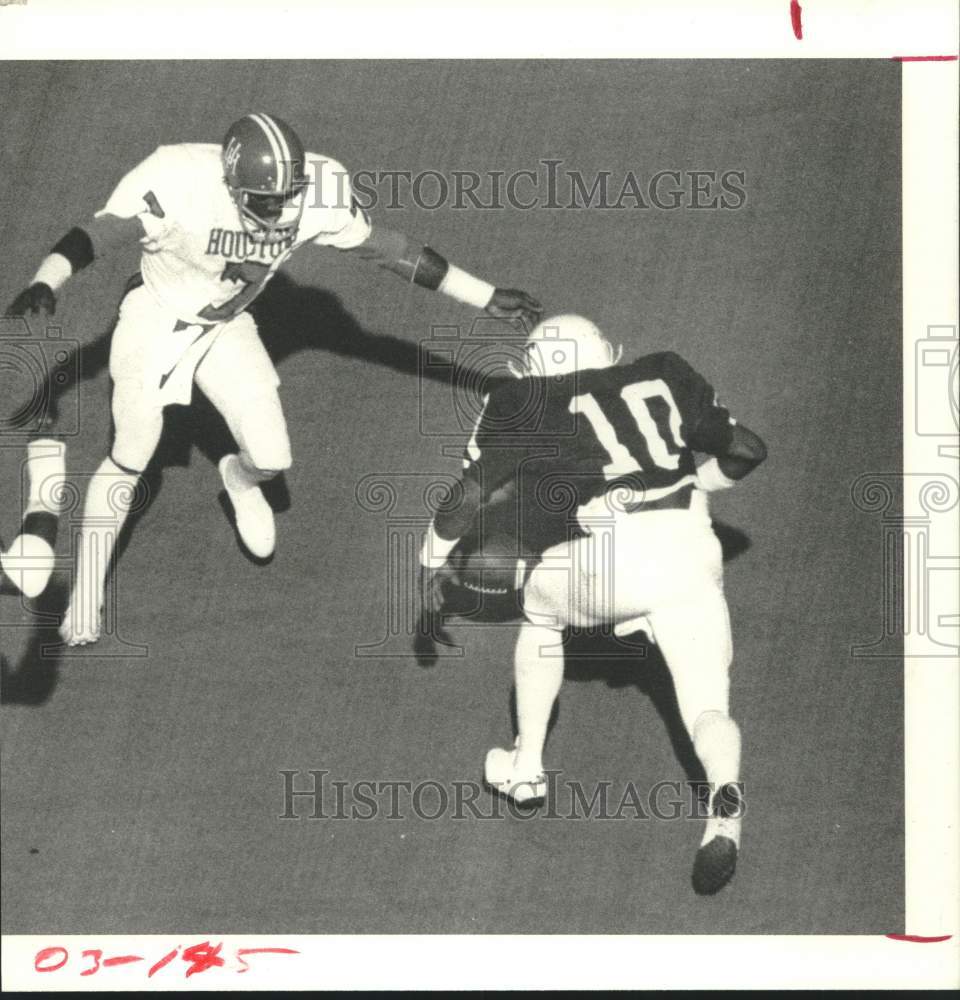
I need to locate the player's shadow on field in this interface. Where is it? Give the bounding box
[558,631,708,788]
[160,270,499,465]
[16,270,491,444]
[157,272,472,479]
[0,578,67,706]
[257,271,495,383]
[153,274,496,543]
[150,274,484,489]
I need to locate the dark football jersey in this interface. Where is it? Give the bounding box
[435,351,733,555]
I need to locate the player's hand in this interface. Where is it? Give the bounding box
[485,288,543,329]
[415,564,457,668]
[419,563,449,618]
[7,283,56,318]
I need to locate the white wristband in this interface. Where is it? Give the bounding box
[695,456,737,493]
[438,264,495,309]
[32,253,72,292]
[420,523,459,569]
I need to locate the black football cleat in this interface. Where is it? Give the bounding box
[692,782,744,896]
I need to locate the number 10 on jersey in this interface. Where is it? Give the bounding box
[570,379,684,477]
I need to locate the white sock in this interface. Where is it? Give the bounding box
[513,622,565,774]
[69,457,139,622]
[24,438,66,516]
[693,710,742,791]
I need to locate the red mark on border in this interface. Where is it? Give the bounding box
[790,1,803,40]
[147,947,180,978]
[34,947,68,973]
[103,955,146,967]
[34,941,300,980]
[886,933,953,943]
[236,947,301,974]
[182,941,225,978]
[891,55,959,62]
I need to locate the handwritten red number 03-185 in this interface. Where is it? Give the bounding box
[570,378,684,477]
[33,942,299,979]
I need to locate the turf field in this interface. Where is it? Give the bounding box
[0,60,903,934]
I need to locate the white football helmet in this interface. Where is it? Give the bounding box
[512,314,622,378]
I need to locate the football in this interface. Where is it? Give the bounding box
[450,528,526,597]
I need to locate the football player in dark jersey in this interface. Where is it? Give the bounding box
[420,314,766,894]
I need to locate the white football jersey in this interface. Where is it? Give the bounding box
[95,143,372,325]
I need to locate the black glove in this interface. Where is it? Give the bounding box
[485,287,543,330]
[7,283,56,318]
[414,564,458,668]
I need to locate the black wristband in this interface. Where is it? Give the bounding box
[412,246,449,291]
[51,227,95,273]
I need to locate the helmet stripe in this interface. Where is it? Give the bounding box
[248,112,289,192]
[258,113,292,191]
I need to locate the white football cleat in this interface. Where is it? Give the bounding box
[219,454,276,559]
[1,533,55,599]
[484,746,546,807]
[59,597,103,647]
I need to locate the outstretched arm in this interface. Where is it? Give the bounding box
[7,214,142,317]
[7,147,179,318]
[344,221,543,328]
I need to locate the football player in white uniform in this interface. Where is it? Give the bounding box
[7,113,542,646]
[1,439,66,599]
[420,315,767,894]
